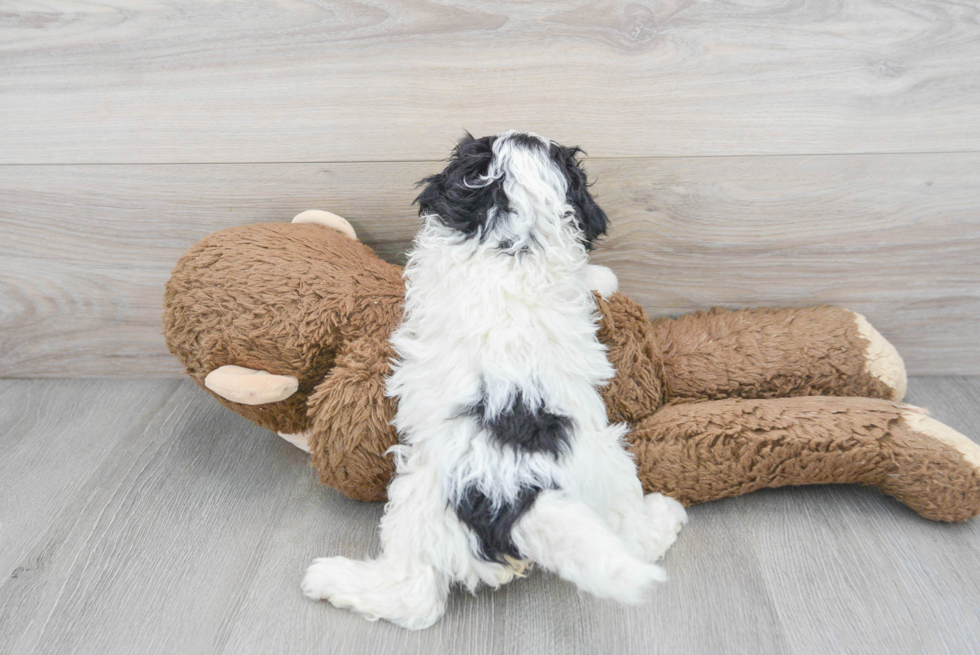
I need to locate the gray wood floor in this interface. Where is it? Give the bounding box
[2,377,979,655]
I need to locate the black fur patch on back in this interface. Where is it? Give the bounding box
[454,484,541,562]
[463,391,574,458]
[414,133,509,240]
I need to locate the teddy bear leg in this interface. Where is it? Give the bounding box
[878,409,980,522]
[651,306,907,403]
[628,396,980,522]
[851,311,907,400]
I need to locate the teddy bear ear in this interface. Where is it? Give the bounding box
[291,210,358,240]
[550,143,608,250]
[414,133,508,239]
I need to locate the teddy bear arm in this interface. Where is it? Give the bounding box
[628,396,980,522]
[305,334,399,502]
[651,306,907,403]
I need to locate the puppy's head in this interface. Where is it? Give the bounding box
[415,131,608,251]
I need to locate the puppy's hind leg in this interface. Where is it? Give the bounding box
[302,555,447,630]
[568,424,687,563]
[302,465,453,630]
[511,490,666,605]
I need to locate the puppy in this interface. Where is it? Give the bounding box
[302,131,687,630]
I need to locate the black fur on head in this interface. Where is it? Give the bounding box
[414,133,509,239]
[416,132,609,250]
[548,143,609,250]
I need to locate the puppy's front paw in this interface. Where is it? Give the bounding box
[585,264,619,297]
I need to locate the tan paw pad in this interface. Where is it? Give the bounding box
[277,430,312,453]
[204,365,299,405]
[852,312,908,401]
[903,410,980,469]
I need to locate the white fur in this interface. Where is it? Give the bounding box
[585,264,619,297]
[302,131,686,629]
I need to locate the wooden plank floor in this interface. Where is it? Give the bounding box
[2,377,979,655]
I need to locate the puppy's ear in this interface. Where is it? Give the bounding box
[551,144,608,249]
[414,133,507,238]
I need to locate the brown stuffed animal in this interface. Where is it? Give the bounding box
[163,212,980,522]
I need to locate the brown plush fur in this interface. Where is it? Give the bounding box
[164,222,980,521]
[654,306,894,402]
[632,397,980,522]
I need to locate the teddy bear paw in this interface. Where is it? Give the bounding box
[850,311,908,401]
[277,430,312,453]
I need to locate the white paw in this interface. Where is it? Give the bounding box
[641,493,688,562]
[604,557,666,605]
[302,557,447,630]
[585,264,619,297]
[302,557,355,604]
[646,493,688,531]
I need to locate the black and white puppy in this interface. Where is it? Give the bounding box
[302,131,687,630]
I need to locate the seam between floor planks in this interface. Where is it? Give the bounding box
[4,149,980,167]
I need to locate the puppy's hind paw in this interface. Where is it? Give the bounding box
[642,493,688,561]
[302,557,354,603]
[645,493,688,532]
[301,556,447,630]
[604,557,667,605]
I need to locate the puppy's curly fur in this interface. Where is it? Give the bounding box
[302,131,687,630]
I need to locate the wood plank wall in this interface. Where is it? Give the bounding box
[1,0,979,376]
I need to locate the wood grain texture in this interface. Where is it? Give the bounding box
[2,0,980,163]
[739,376,980,655]
[0,379,307,655]
[0,379,180,581]
[2,153,979,377]
[220,469,789,655]
[1,377,978,654]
